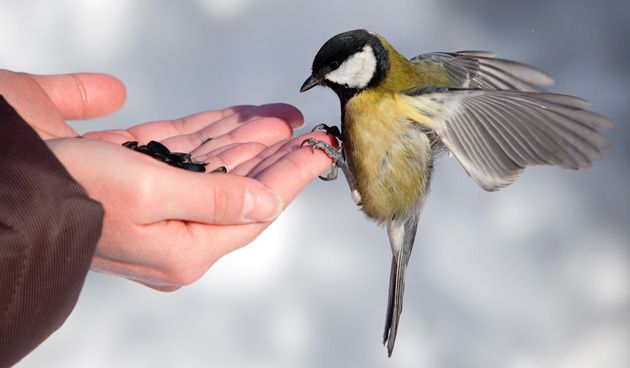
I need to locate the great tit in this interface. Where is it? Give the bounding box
[299,29,612,357]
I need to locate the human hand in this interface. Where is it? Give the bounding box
[0,68,335,291]
[49,112,335,291]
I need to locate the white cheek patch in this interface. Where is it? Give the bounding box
[325,45,377,89]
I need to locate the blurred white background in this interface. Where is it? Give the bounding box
[3,0,629,367]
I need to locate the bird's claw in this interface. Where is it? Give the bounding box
[319,164,338,181]
[301,137,343,182]
[300,137,318,149]
[311,123,342,141]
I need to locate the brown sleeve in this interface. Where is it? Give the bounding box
[0,96,104,366]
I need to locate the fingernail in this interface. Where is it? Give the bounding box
[242,187,284,222]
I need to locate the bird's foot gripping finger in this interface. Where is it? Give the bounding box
[311,123,342,141]
[301,138,343,181]
[300,137,362,205]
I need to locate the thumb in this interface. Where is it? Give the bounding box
[32,73,126,120]
[149,170,285,225]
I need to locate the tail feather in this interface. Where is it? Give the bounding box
[383,254,407,357]
[383,256,396,344]
[383,213,419,357]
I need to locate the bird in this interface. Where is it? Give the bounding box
[298,29,613,357]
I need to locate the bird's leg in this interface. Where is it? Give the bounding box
[339,155,362,205]
[301,128,362,206]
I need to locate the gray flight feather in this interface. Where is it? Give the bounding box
[404,88,613,191]
[410,51,554,91]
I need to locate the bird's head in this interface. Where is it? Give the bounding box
[300,29,389,102]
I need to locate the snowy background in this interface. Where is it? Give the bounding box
[3,0,629,367]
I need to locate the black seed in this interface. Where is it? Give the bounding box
[123,141,139,149]
[180,163,207,172]
[161,155,179,164]
[210,166,227,174]
[146,140,171,155]
[135,146,152,154]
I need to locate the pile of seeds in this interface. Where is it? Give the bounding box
[122,140,209,172]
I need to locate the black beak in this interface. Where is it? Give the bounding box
[300,75,322,92]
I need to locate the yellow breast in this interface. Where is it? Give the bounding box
[343,89,434,222]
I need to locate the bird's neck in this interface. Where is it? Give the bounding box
[377,37,446,92]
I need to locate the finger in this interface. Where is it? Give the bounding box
[33,73,126,120]
[231,103,304,130]
[186,116,294,156]
[165,103,303,153]
[231,141,288,176]
[148,168,284,225]
[126,105,255,142]
[81,106,255,143]
[251,133,336,204]
[206,103,303,134]
[195,103,304,136]
[229,139,289,176]
[231,132,335,177]
[129,103,304,150]
[195,142,267,173]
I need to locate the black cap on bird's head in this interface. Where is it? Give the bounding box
[300,29,389,100]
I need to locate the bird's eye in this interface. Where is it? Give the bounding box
[329,61,339,70]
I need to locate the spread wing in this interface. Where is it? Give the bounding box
[410,51,554,91]
[403,87,613,191]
